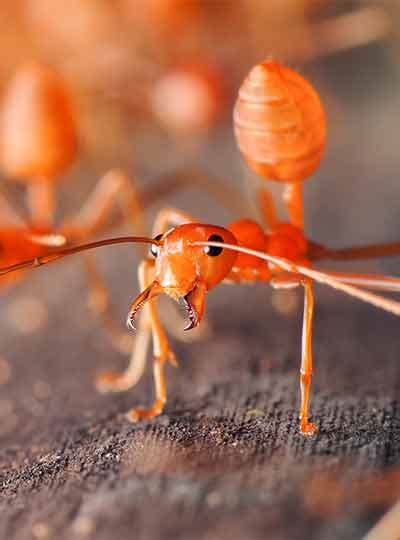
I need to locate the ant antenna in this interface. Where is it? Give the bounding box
[192,240,400,317]
[0,236,158,277]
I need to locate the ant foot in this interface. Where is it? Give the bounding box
[300,420,318,437]
[126,400,165,422]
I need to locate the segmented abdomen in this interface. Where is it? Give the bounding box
[234,60,326,183]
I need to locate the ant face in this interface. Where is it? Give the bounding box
[154,223,237,293]
[128,223,237,331]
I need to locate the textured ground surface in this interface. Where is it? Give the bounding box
[0,261,400,540]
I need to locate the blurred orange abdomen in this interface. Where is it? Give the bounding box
[0,62,78,181]
[234,60,326,183]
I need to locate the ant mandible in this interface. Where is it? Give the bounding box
[2,60,400,436]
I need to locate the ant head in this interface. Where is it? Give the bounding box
[128,223,237,331]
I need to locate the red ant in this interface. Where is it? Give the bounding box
[2,60,400,436]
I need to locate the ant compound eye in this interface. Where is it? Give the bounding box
[150,234,163,258]
[204,234,224,257]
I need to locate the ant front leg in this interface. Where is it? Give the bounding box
[96,259,153,392]
[271,274,317,436]
[126,259,177,422]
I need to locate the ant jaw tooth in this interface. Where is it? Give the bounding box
[126,296,146,332]
[126,314,136,331]
[183,295,199,331]
[183,315,198,332]
[126,281,163,332]
[182,282,206,331]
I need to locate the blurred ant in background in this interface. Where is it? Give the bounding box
[0,62,146,352]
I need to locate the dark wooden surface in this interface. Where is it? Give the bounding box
[0,258,400,539]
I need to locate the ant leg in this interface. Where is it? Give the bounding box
[127,355,167,422]
[95,263,153,392]
[96,315,151,392]
[126,259,177,422]
[257,186,279,230]
[60,168,144,241]
[59,169,146,352]
[271,274,317,436]
[83,254,134,355]
[151,207,197,236]
[283,183,304,230]
[299,278,318,436]
[141,167,246,218]
[65,169,233,240]
[26,178,56,228]
[90,167,246,233]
